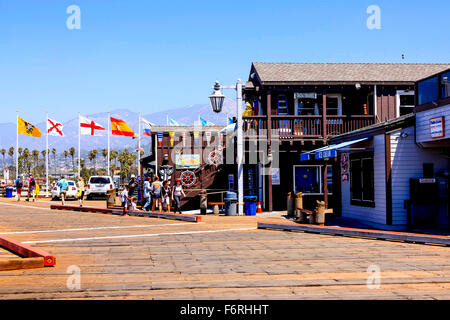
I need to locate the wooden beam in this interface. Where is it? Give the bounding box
[322,90,327,139]
[0,236,55,267]
[257,222,450,246]
[0,257,44,271]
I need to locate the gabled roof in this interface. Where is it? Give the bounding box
[251,62,450,85]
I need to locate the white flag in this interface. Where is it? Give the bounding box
[79,115,105,136]
[47,118,64,137]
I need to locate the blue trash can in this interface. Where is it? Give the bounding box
[244,196,257,216]
[5,187,13,198]
[224,192,238,216]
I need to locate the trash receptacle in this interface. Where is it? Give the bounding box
[244,196,257,216]
[199,190,207,215]
[224,192,237,216]
[5,187,13,198]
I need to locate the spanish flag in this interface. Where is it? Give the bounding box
[110,117,136,137]
[18,117,42,137]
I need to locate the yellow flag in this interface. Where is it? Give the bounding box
[18,117,42,137]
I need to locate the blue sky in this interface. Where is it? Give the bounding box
[0,0,449,124]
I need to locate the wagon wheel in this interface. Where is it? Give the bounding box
[180,170,197,188]
[207,150,223,167]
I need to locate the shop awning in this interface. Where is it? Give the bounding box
[300,138,370,161]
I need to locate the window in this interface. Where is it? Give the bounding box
[294,166,321,194]
[418,76,438,105]
[326,94,342,116]
[441,71,450,99]
[350,152,374,207]
[396,90,415,116]
[293,165,333,195]
[277,95,288,115]
[294,93,318,115]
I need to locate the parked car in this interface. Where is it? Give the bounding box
[86,176,114,199]
[51,180,78,200]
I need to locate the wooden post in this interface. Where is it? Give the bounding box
[323,164,328,208]
[385,134,392,225]
[267,91,273,212]
[322,90,327,140]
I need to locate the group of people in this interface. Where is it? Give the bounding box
[141,175,185,214]
[15,174,39,202]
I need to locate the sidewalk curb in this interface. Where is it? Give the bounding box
[258,222,450,246]
[50,205,201,223]
[0,236,56,270]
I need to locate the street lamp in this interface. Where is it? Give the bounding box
[209,79,245,216]
[209,81,226,113]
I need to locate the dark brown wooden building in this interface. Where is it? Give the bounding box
[242,62,450,212]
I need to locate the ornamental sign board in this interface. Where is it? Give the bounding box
[315,149,337,160]
[429,116,445,139]
[294,92,317,99]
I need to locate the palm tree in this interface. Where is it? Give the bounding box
[88,150,98,171]
[32,150,40,175]
[110,150,118,166]
[51,148,56,175]
[0,149,5,172]
[69,147,76,172]
[8,147,14,167]
[102,149,108,168]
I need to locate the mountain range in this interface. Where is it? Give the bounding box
[0,98,237,154]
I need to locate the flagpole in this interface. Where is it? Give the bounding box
[198,112,200,126]
[226,112,229,125]
[45,111,48,195]
[138,112,141,177]
[16,111,19,181]
[166,112,169,126]
[107,111,110,177]
[78,112,81,179]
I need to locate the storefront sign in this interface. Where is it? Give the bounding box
[175,154,200,169]
[315,149,337,160]
[429,116,445,139]
[271,168,280,185]
[294,92,317,99]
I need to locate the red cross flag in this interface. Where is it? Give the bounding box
[79,115,105,136]
[47,118,64,137]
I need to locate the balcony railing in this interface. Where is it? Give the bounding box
[243,115,374,139]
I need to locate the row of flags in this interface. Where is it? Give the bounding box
[18,115,225,138]
[17,115,154,138]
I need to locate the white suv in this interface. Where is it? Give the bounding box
[86,176,114,199]
[51,180,78,200]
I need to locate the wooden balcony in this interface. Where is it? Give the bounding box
[243,115,375,139]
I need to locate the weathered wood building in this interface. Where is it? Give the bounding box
[242,63,450,212]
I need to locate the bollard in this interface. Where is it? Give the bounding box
[199,190,207,215]
[295,192,303,221]
[315,200,326,226]
[287,192,295,216]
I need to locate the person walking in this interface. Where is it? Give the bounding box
[27,174,36,202]
[142,175,152,211]
[161,180,171,212]
[171,178,185,214]
[151,176,162,213]
[77,177,85,207]
[121,185,131,216]
[57,176,68,206]
[128,174,137,199]
[15,175,23,202]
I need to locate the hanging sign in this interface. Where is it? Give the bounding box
[430,116,445,139]
[341,152,349,181]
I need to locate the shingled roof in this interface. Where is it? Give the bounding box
[251,62,450,85]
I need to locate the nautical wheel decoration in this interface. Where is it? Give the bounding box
[180,170,197,188]
[207,149,223,167]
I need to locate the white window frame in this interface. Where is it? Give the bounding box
[326,94,343,116]
[395,90,415,117]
